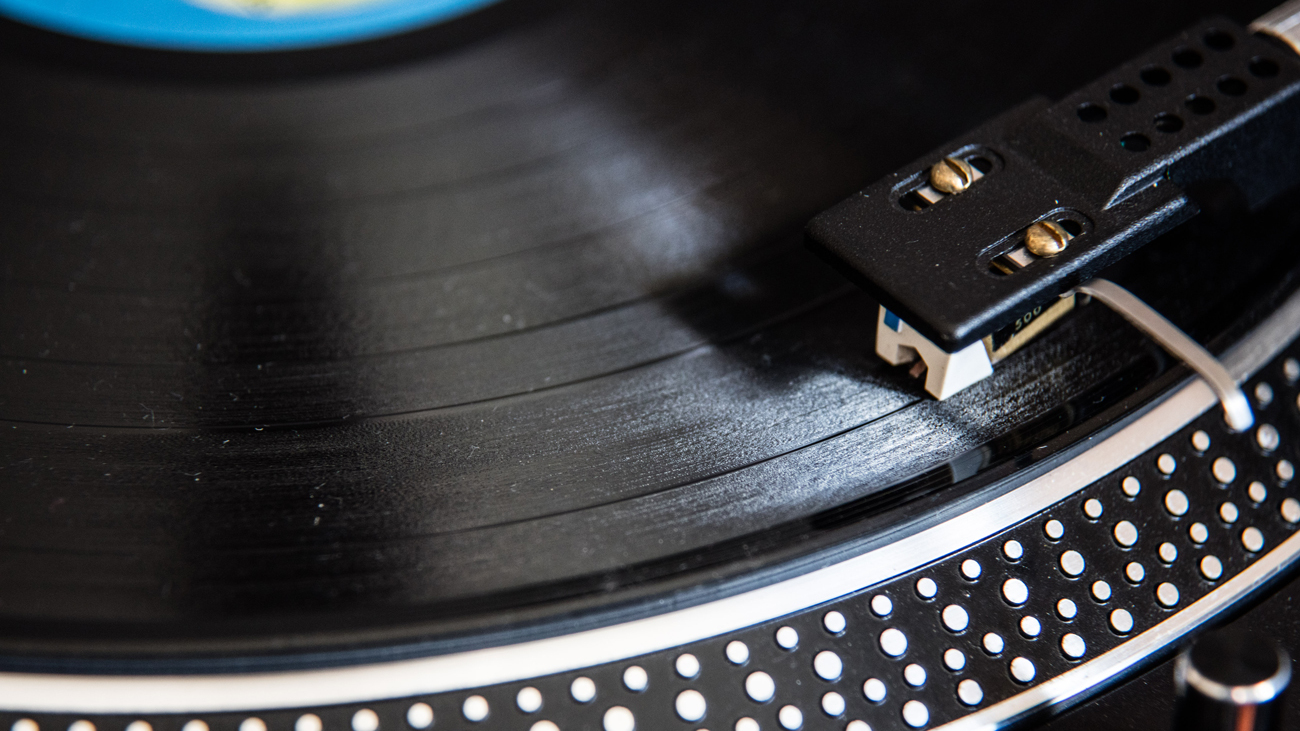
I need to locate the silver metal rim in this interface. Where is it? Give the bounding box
[1176,648,1293,706]
[3,291,1300,715]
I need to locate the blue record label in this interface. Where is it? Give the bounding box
[0,0,500,51]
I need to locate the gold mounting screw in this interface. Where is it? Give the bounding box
[929,156,976,195]
[1025,220,1071,258]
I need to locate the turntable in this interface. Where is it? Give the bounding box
[2,0,1300,730]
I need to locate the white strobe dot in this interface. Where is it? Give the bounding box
[942,604,969,632]
[735,719,760,731]
[406,704,433,730]
[1285,357,1300,382]
[726,640,750,665]
[1002,578,1029,606]
[1110,608,1135,634]
[814,650,843,681]
[1003,540,1024,561]
[1020,616,1042,638]
[1157,454,1177,475]
[1189,522,1210,544]
[530,722,559,731]
[675,653,700,679]
[1220,502,1240,523]
[1165,490,1189,516]
[1191,430,1211,452]
[1044,519,1065,540]
[1092,580,1112,601]
[1122,476,1142,497]
[1258,424,1281,452]
[863,678,887,703]
[1257,382,1275,405]
[821,692,846,718]
[901,701,929,729]
[603,706,635,731]
[957,679,984,706]
[1282,497,1300,524]
[1126,561,1146,583]
[915,577,937,599]
[1156,582,1180,607]
[1243,526,1266,552]
[775,626,799,650]
[960,559,982,580]
[1278,460,1295,482]
[1057,598,1078,619]
[675,690,706,723]
[518,686,544,713]
[944,648,966,670]
[1061,633,1086,659]
[462,697,488,724]
[240,720,265,731]
[571,676,597,703]
[870,595,893,617]
[1159,542,1178,563]
[823,610,847,634]
[352,711,379,731]
[1060,550,1086,577]
[1010,657,1036,683]
[845,722,870,731]
[880,628,908,657]
[1114,521,1138,547]
[983,632,1005,655]
[778,705,803,731]
[1212,457,1237,484]
[182,722,208,731]
[1249,481,1269,504]
[12,721,38,731]
[746,672,776,703]
[903,663,926,687]
[1200,555,1224,581]
[126,724,151,731]
[622,665,648,692]
[295,715,322,731]
[1083,498,1103,519]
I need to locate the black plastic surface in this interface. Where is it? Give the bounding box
[807,18,1300,350]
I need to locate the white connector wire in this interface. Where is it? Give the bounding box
[1076,278,1253,432]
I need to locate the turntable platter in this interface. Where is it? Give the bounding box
[0,0,1291,671]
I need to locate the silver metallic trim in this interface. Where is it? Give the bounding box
[0,288,1298,714]
[1077,278,1253,432]
[1176,648,1292,705]
[1251,0,1300,57]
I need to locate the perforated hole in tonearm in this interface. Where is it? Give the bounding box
[1185,94,1215,115]
[1154,113,1183,133]
[1120,133,1151,152]
[1077,103,1107,122]
[1140,66,1172,86]
[1250,57,1280,78]
[1110,84,1140,104]
[1217,76,1247,96]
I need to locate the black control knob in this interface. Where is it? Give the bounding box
[1173,630,1291,731]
